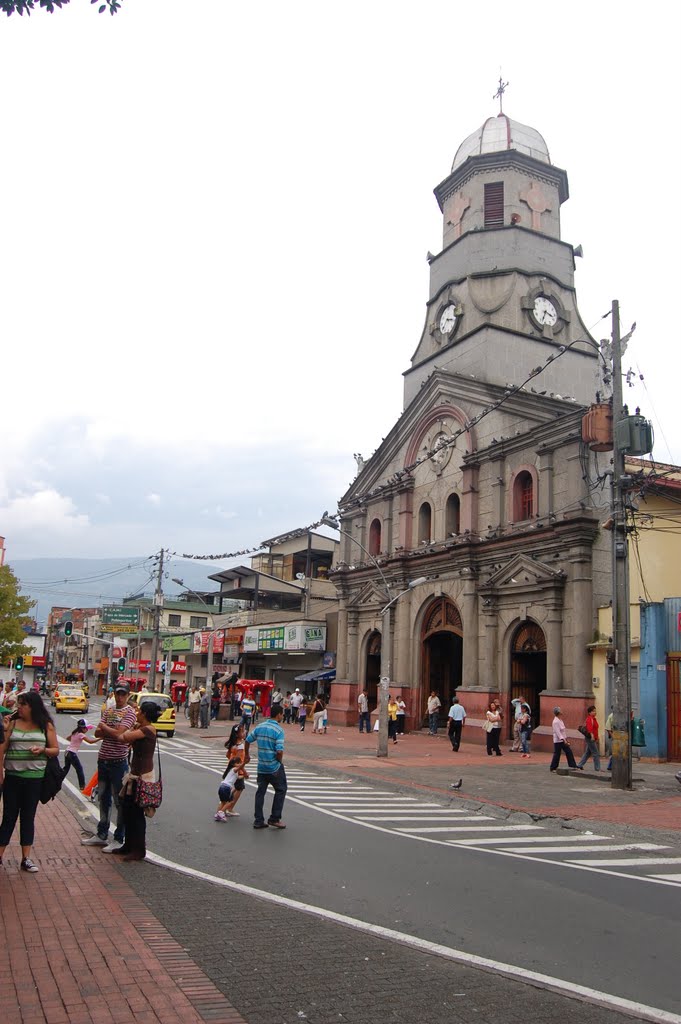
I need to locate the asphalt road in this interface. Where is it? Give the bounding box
[63,714,681,1020]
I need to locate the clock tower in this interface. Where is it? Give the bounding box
[405,111,598,408]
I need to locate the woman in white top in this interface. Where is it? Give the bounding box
[396,698,407,734]
[485,700,502,756]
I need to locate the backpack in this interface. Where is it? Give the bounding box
[40,755,64,804]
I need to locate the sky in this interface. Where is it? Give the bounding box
[1,0,680,566]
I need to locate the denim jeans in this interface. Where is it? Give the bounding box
[254,764,287,825]
[578,738,601,771]
[97,758,128,843]
[63,750,86,789]
[429,712,439,735]
[520,729,532,754]
[358,711,371,733]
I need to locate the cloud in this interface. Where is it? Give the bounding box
[0,489,90,555]
[145,493,162,507]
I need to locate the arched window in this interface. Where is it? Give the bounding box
[513,471,534,521]
[418,502,432,544]
[368,518,381,556]
[445,493,460,536]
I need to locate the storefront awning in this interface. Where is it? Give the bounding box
[294,669,336,683]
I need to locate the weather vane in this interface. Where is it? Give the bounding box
[493,73,509,115]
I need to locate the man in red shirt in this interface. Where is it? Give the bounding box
[577,704,601,771]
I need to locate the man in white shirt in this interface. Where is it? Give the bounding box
[447,698,466,751]
[427,691,441,735]
[357,689,371,734]
[290,688,303,723]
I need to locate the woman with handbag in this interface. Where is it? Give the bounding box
[0,691,59,873]
[484,700,503,756]
[99,700,160,862]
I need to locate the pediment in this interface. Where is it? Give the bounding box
[348,582,388,609]
[485,553,564,589]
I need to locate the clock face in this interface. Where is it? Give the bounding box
[533,295,558,327]
[439,304,459,335]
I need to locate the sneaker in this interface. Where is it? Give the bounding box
[267,820,286,829]
[101,841,124,854]
[224,810,240,817]
[214,812,227,822]
[21,858,39,873]
[81,835,107,846]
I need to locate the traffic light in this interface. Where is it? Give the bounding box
[15,656,24,673]
[117,657,126,673]
[64,620,73,637]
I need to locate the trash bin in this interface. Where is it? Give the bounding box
[631,717,646,747]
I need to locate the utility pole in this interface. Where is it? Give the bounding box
[148,549,165,693]
[610,299,633,791]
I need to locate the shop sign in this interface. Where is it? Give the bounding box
[224,627,245,644]
[244,626,285,652]
[128,659,186,674]
[285,624,326,651]
[322,651,336,669]
[192,630,225,655]
[25,656,46,667]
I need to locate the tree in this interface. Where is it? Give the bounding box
[1,0,122,15]
[0,565,35,668]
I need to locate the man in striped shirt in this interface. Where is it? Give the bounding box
[244,703,287,830]
[82,682,137,852]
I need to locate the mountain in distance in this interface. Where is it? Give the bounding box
[9,556,233,630]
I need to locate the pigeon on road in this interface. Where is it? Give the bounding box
[450,778,463,790]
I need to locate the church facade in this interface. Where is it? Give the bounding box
[328,111,612,748]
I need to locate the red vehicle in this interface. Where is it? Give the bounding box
[238,679,275,717]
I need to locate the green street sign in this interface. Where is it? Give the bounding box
[101,605,140,629]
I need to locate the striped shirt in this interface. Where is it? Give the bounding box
[98,705,137,760]
[5,726,47,779]
[246,719,284,774]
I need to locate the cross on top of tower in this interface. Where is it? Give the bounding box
[493,74,509,114]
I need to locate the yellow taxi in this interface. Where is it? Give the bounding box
[128,691,176,737]
[54,686,89,714]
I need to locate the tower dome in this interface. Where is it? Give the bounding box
[452,113,551,172]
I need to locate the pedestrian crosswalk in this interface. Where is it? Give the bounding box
[161,737,681,888]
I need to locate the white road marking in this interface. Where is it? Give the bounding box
[503,844,670,855]
[152,741,681,888]
[448,835,612,846]
[569,856,681,867]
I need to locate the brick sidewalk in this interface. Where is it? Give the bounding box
[0,798,246,1024]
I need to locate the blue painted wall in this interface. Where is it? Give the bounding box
[639,603,667,760]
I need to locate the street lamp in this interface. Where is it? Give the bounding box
[321,514,432,758]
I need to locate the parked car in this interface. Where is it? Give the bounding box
[54,686,89,714]
[128,691,175,737]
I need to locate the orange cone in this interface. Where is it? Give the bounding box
[82,770,98,797]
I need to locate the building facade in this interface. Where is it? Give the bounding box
[329,111,612,747]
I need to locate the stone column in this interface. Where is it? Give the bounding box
[394,587,413,689]
[538,449,554,517]
[483,605,498,688]
[545,604,564,691]
[337,603,348,678]
[569,546,594,691]
[347,610,359,684]
[462,584,479,688]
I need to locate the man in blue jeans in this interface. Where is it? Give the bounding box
[244,703,287,830]
[82,682,137,853]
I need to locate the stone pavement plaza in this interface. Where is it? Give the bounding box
[2,796,645,1024]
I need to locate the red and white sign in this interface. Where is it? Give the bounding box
[192,630,225,655]
[128,659,187,674]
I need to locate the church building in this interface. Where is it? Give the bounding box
[329,107,612,747]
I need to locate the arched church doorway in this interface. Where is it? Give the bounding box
[365,631,381,709]
[420,597,463,727]
[510,621,546,736]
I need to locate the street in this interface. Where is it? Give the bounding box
[60,711,681,1021]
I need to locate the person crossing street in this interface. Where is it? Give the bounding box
[244,703,287,830]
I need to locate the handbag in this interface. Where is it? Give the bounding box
[135,741,162,810]
[40,755,64,804]
[482,720,494,733]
